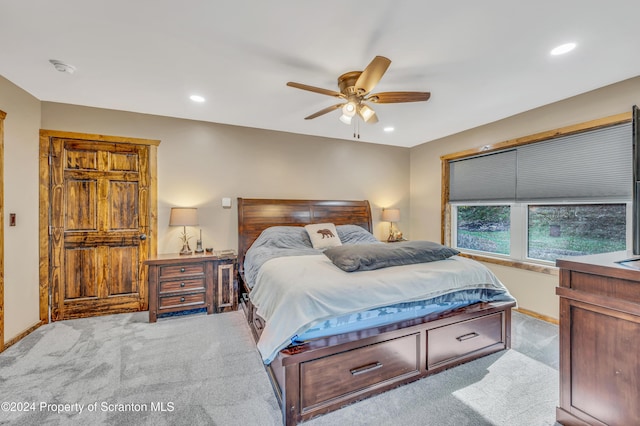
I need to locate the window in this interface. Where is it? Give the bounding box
[455,205,510,256]
[527,204,626,262]
[452,202,628,264]
[444,117,632,266]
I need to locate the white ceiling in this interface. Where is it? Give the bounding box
[1,1,639,148]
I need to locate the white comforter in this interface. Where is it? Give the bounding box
[250,254,512,363]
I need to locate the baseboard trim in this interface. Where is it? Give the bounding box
[2,320,46,352]
[515,307,558,325]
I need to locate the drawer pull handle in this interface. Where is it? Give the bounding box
[180,282,185,287]
[180,297,185,302]
[350,362,383,376]
[254,315,265,331]
[456,332,480,342]
[180,267,185,273]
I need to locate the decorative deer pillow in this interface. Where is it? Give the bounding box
[305,223,342,250]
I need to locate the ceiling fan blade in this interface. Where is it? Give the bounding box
[366,91,431,104]
[354,56,391,95]
[304,103,344,120]
[287,82,345,98]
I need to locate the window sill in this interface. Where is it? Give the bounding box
[458,252,559,276]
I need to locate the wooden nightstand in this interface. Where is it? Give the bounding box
[145,253,237,322]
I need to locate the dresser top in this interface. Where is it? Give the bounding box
[145,252,236,265]
[556,250,640,281]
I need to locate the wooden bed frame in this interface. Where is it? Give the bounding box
[237,198,515,425]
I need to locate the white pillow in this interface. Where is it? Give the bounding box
[305,223,342,250]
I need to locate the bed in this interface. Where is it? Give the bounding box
[237,198,516,425]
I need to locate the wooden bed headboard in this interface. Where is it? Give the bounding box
[236,198,372,274]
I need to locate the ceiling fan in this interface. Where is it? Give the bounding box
[286,55,430,125]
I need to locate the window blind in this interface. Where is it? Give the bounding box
[449,150,516,202]
[449,122,632,203]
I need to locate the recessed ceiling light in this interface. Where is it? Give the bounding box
[550,42,577,56]
[190,95,205,102]
[383,127,395,133]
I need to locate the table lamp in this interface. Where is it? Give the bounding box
[381,208,401,242]
[169,207,199,255]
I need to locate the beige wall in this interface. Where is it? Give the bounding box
[0,76,42,341]
[40,103,411,255]
[410,75,640,320]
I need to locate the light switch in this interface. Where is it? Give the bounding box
[9,213,15,226]
[221,197,232,208]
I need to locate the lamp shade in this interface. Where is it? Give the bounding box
[169,207,199,226]
[359,104,376,122]
[381,208,400,222]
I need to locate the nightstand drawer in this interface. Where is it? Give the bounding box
[159,263,205,277]
[159,292,206,310]
[159,278,205,294]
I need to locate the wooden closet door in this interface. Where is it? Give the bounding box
[49,138,150,320]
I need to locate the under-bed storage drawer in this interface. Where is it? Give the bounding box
[300,333,420,410]
[427,312,504,368]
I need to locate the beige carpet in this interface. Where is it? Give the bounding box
[0,310,558,425]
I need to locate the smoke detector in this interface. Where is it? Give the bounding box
[49,59,76,74]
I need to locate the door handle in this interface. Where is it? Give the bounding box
[139,234,147,240]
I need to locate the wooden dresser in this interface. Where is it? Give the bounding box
[556,251,640,426]
[146,253,237,322]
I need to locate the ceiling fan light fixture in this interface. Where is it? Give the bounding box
[339,113,353,125]
[342,102,356,117]
[359,104,375,122]
[339,102,357,125]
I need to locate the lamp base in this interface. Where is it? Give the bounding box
[387,229,404,243]
[179,243,192,255]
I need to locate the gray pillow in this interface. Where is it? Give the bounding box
[336,224,381,245]
[324,240,460,272]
